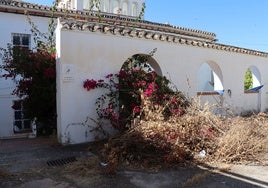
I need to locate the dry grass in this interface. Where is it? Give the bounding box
[217,164,232,172]
[213,113,268,164]
[65,157,101,177]
[68,98,268,175]
[182,171,211,187]
[100,98,226,169]
[100,98,268,169]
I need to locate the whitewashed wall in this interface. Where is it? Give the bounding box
[0,12,51,138]
[56,20,268,144]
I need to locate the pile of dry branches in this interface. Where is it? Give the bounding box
[213,113,268,164]
[100,98,226,169]
[100,96,268,170]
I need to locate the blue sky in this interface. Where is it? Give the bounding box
[25,0,268,52]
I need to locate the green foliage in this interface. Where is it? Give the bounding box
[1,45,56,135]
[244,69,253,90]
[84,52,189,133]
[0,2,57,135]
[137,2,146,21]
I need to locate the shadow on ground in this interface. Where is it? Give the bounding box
[0,137,267,188]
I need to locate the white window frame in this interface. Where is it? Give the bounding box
[13,100,31,133]
[12,33,31,50]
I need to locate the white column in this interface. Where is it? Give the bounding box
[76,0,84,10]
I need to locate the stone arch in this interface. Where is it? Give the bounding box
[244,65,261,90]
[197,61,224,92]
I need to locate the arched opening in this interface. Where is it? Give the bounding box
[113,0,120,14]
[197,62,224,95]
[244,66,262,92]
[118,54,162,128]
[243,66,262,113]
[122,1,128,15]
[131,2,138,16]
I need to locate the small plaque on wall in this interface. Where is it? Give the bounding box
[62,64,75,82]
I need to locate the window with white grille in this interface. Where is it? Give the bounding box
[12,33,31,50]
[13,100,31,133]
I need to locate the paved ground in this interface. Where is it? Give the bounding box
[0,137,267,188]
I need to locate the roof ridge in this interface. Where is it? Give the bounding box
[0,0,216,41]
[58,18,268,57]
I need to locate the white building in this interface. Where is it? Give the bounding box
[1,0,268,143]
[57,0,144,17]
[0,0,144,138]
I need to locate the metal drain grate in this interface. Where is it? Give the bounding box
[47,156,77,167]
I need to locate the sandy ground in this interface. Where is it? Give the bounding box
[0,137,267,188]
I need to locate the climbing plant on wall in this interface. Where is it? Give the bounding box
[0,3,57,135]
[83,53,189,132]
[0,0,147,135]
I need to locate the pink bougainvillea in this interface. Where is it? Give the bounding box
[83,54,188,131]
[144,82,159,98]
[133,106,141,114]
[83,79,98,91]
[1,46,57,134]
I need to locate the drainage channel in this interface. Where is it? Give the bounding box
[47,156,77,167]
